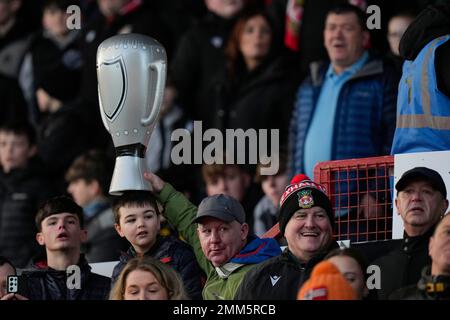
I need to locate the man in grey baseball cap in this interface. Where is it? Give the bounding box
[192,194,246,225]
[143,172,281,300]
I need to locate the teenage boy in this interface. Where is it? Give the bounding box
[112,191,204,300]
[20,196,111,300]
[66,149,127,262]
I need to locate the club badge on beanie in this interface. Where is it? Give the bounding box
[278,174,334,234]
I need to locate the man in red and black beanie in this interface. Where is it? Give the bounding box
[278,173,334,234]
[235,174,339,300]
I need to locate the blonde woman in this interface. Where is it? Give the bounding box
[109,256,188,300]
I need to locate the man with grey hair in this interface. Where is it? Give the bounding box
[143,171,281,300]
[374,167,449,299]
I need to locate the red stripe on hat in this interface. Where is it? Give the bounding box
[280,181,327,206]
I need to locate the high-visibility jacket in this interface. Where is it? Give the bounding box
[391,35,450,154]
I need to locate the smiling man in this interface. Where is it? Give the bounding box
[234,174,338,300]
[374,167,449,299]
[143,172,281,300]
[288,4,397,207]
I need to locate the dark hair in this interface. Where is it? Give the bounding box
[43,0,78,11]
[225,9,273,79]
[326,4,367,30]
[0,256,16,274]
[65,149,113,196]
[0,122,36,146]
[112,191,161,224]
[201,162,247,184]
[325,247,369,280]
[35,196,84,231]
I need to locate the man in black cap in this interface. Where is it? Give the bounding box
[234,173,339,300]
[374,167,449,300]
[143,171,281,300]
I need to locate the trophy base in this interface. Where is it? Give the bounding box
[109,156,152,195]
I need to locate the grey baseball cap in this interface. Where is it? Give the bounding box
[192,194,246,224]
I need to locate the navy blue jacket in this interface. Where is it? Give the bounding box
[22,255,110,300]
[289,55,398,176]
[111,235,204,300]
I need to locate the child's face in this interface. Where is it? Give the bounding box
[67,179,98,207]
[205,166,249,201]
[36,213,87,252]
[262,173,289,206]
[115,204,160,254]
[42,7,69,37]
[0,131,34,173]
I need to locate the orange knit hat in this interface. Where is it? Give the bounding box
[297,260,357,300]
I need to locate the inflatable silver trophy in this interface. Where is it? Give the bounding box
[97,34,166,195]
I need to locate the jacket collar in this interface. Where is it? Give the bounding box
[402,225,436,253]
[309,54,383,87]
[283,241,340,269]
[214,236,282,279]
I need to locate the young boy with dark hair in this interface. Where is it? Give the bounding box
[18,196,111,300]
[253,154,288,236]
[112,191,204,300]
[65,149,127,262]
[201,163,262,230]
[0,122,54,268]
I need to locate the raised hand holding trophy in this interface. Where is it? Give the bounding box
[97,33,167,195]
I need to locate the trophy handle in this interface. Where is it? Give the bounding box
[141,60,166,126]
[98,87,110,131]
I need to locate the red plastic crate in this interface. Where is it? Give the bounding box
[263,156,394,243]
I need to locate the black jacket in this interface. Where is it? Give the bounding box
[212,56,296,145]
[390,266,450,300]
[0,159,55,268]
[170,12,236,126]
[22,255,111,300]
[234,242,339,300]
[0,74,28,126]
[399,3,450,97]
[373,226,435,300]
[30,29,83,103]
[37,103,91,191]
[111,235,204,300]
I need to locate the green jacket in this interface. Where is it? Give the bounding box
[158,183,258,300]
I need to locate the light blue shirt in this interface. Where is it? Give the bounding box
[304,52,369,178]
